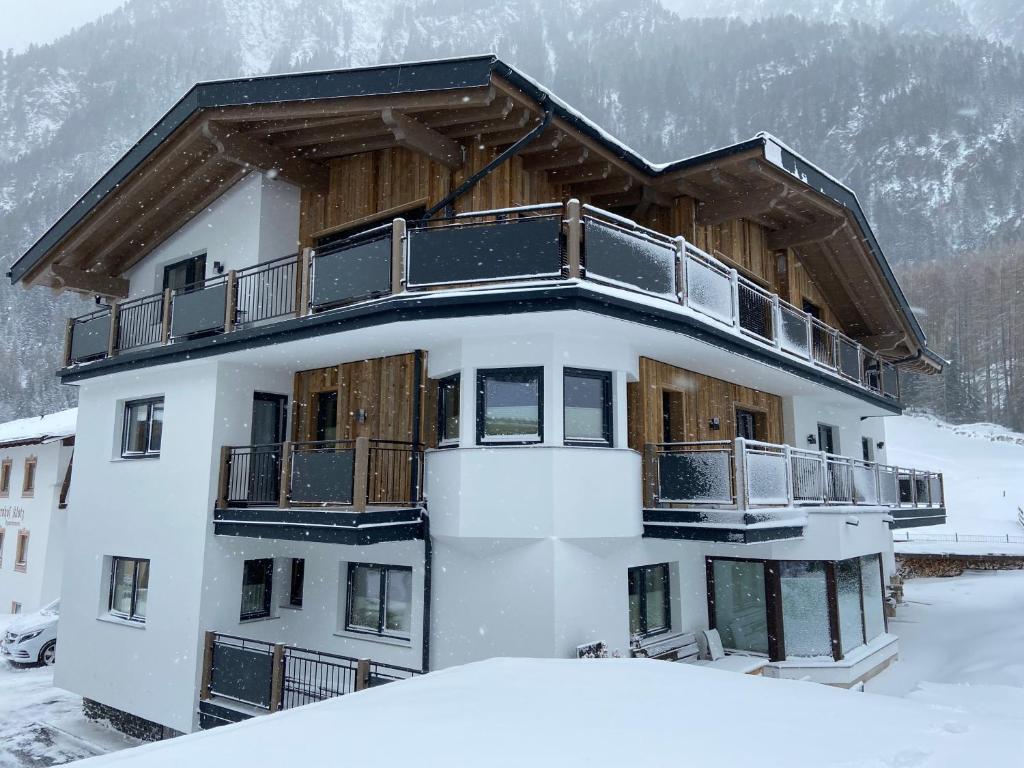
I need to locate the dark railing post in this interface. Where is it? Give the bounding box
[224,269,238,333]
[391,218,406,294]
[278,441,292,509]
[355,658,371,691]
[268,643,286,713]
[217,446,231,509]
[199,631,215,701]
[160,287,172,344]
[642,444,658,509]
[353,436,370,512]
[565,198,582,279]
[674,236,686,306]
[107,301,120,358]
[62,317,75,367]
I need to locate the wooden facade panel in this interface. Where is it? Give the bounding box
[627,357,783,451]
[784,250,844,330]
[693,218,779,291]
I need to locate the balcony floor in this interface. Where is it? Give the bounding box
[213,505,425,545]
[643,508,806,544]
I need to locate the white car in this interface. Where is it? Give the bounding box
[1,599,59,666]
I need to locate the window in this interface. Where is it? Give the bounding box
[286,558,305,609]
[802,299,822,319]
[817,423,836,454]
[162,253,206,292]
[735,409,761,441]
[476,367,543,444]
[11,602,21,614]
[563,369,612,446]
[240,559,274,621]
[0,528,4,567]
[315,391,339,442]
[628,563,671,637]
[108,557,150,622]
[437,375,460,445]
[662,391,685,443]
[21,457,36,496]
[779,561,831,658]
[709,559,770,655]
[345,563,412,638]
[122,398,164,458]
[0,459,10,496]
[861,437,874,462]
[13,530,28,573]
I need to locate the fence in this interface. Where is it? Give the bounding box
[894,531,1024,546]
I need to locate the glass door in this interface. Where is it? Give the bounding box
[250,393,287,504]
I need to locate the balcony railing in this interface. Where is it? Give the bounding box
[200,631,419,714]
[63,200,900,400]
[216,436,423,511]
[645,437,944,511]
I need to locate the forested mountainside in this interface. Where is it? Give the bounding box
[0,0,1022,427]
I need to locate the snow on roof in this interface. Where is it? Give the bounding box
[0,408,77,448]
[77,658,1021,767]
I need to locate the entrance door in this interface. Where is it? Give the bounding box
[736,409,759,441]
[250,393,288,504]
[817,423,836,454]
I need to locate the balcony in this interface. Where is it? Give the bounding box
[63,201,899,402]
[198,631,419,728]
[213,437,425,544]
[643,438,945,543]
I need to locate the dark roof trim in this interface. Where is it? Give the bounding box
[56,283,902,413]
[11,54,932,359]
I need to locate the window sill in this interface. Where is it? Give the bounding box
[116,454,161,462]
[278,604,303,612]
[239,615,279,625]
[334,630,411,648]
[97,614,146,629]
[13,565,26,574]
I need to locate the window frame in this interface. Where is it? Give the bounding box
[0,458,11,497]
[436,374,461,447]
[475,367,544,446]
[287,558,305,609]
[562,368,613,447]
[344,562,413,640]
[13,529,29,573]
[21,456,36,497]
[239,558,275,621]
[121,398,165,459]
[107,556,150,623]
[628,563,672,638]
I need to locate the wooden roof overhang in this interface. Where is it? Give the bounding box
[9,55,941,373]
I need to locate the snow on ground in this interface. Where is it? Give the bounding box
[0,617,139,767]
[868,570,1024,721]
[885,413,1024,552]
[76,656,1023,767]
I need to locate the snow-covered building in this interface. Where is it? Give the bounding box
[9,56,946,736]
[0,409,75,615]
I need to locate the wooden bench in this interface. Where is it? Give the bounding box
[630,632,699,662]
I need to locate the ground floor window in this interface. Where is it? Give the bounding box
[109,557,150,623]
[345,563,412,638]
[240,558,274,621]
[14,530,29,572]
[708,554,886,662]
[628,563,671,637]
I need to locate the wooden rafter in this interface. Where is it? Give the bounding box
[440,108,531,139]
[547,161,612,185]
[203,121,329,189]
[49,264,128,299]
[271,119,389,148]
[413,98,516,129]
[521,146,589,171]
[766,217,848,251]
[696,184,790,226]
[381,108,465,168]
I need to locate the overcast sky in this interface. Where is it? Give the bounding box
[0,0,128,53]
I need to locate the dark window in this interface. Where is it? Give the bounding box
[861,437,873,462]
[288,558,305,608]
[162,253,207,292]
[817,423,836,454]
[437,374,460,445]
[802,299,822,319]
[628,563,671,637]
[240,559,274,621]
[0,460,9,496]
[315,391,339,442]
[736,409,759,441]
[21,458,36,496]
[345,563,413,638]
[476,367,543,444]
[108,557,150,622]
[14,530,29,572]
[563,369,612,446]
[662,391,686,443]
[122,398,164,458]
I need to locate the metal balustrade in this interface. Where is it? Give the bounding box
[647,437,943,511]
[62,200,901,401]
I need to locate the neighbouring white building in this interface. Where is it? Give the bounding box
[0,408,75,615]
[9,57,946,738]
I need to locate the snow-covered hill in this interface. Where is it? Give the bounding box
[886,412,1024,537]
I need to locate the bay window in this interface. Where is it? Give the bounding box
[476,367,543,444]
[563,368,612,446]
[437,374,460,445]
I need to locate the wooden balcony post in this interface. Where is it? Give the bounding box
[296,247,313,317]
[352,436,370,512]
[160,287,173,344]
[62,318,75,367]
[565,198,582,279]
[268,643,286,713]
[107,302,120,358]
[216,446,231,509]
[734,437,747,510]
[642,444,659,508]
[391,217,406,294]
[674,236,686,305]
[278,441,292,509]
[223,270,237,333]
[728,268,740,329]
[355,658,371,692]
[199,631,215,701]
